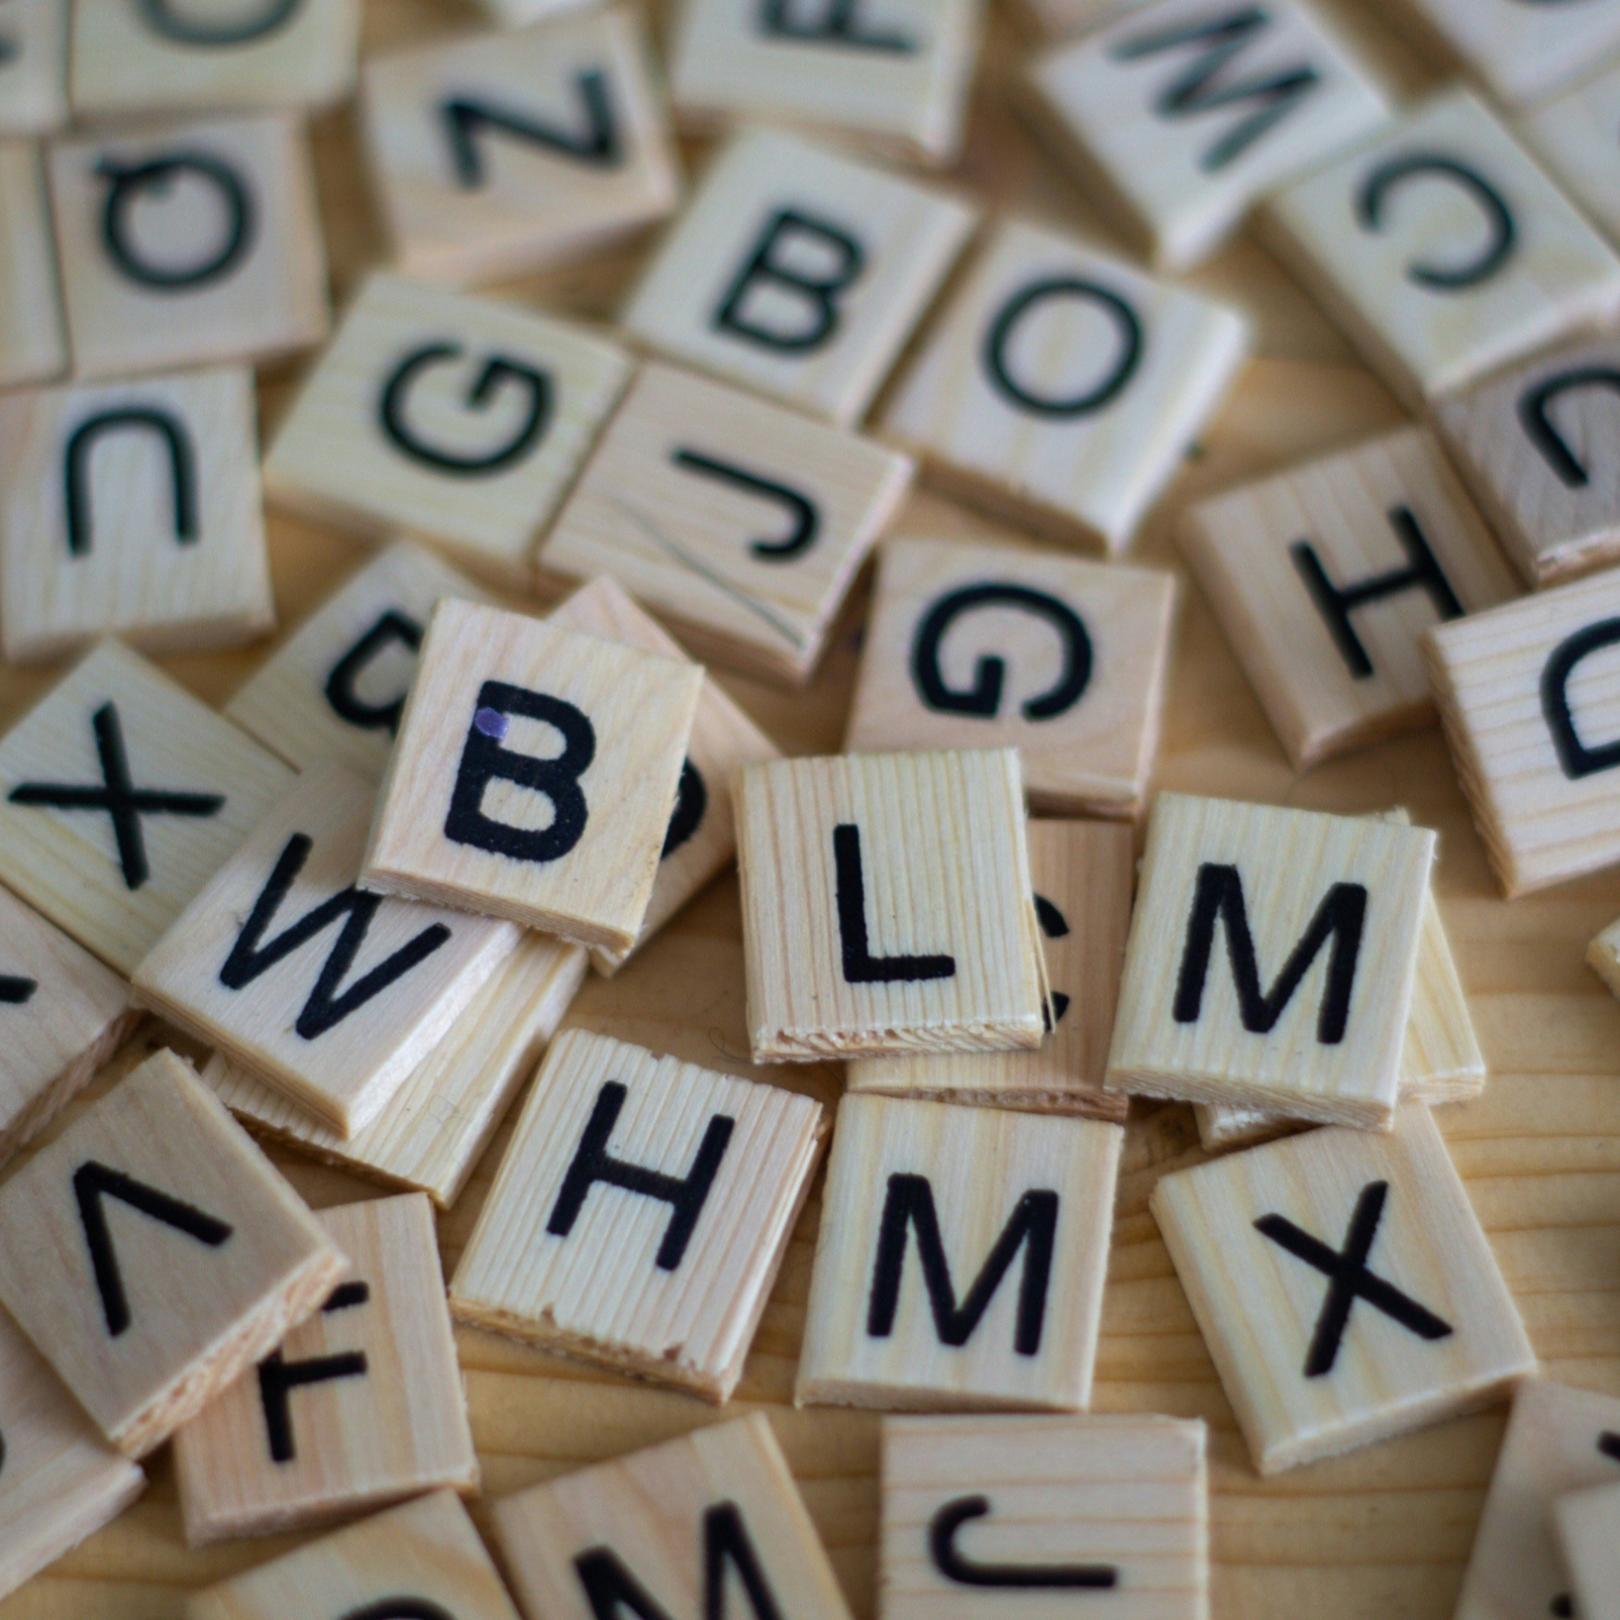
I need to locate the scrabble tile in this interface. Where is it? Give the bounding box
[0,1303,144,1602]
[881,218,1247,554]
[1180,423,1519,770]
[361,8,678,288]
[847,820,1133,1122]
[1554,1480,1620,1620]
[537,361,912,686]
[70,0,359,118]
[491,1413,852,1620]
[1262,89,1620,411]
[0,1048,344,1457]
[1434,335,1620,589]
[0,140,65,388]
[1452,1380,1620,1620]
[202,931,584,1208]
[1520,64,1620,250]
[0,365,275,664]
[135,763,520,1138]
[1589,913,1620,1004]
[547,576,781,975]
[735,749,1047,1062]
[797,1094,1121,1411]
[1026,0,1390,271]
[1106,793,1435,1127]
[667,0,980,167]
[622,128,975,426]
[1151,1106,1536,1474]
[175,1193,476,1545]
[264,272,631,587]
[186,1489,522,1620]
[1426,567,1620,895]
[50,111,328,381]
[844,536,1176,818]
[881,1413,1208,1620]
[0,887,139,1171]
[0,0,67,134]
[0,640,294,974]
[363,598,703,952]
[449,1030,825,1401]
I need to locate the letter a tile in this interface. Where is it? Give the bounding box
[0,1048,345,1457]
[136,763,520,1137]
[881,1413,1208,1620]
[1107,793,1434,1127]
[491,1414,853,1620]
[797,1094,1121,1412]
[736,749,1048,1062]
[174,1193,476,1544]
[186,1489,521,1620]
[1426,568,1620,895]
[449,1031,826,1401]
[363,598,702,953]
[1151,1106,1535,1473]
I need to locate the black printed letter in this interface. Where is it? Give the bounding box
[98,151,256,290]
[1356,155,1516,290]
[984,278,1142,418]
[136,0,301,45]
[63,407,197,559]
[930,1496,1117,1589]
[441,71,621,187]
[712,209,865,354]
[672,449,820,560]
[324,609,423,735]
[379,344,551,476]
[833,823,956,984]
[1541,618,1620,780]
[258,1280,370,1463]
[759,0,913,52]
[1519,366,1620,489]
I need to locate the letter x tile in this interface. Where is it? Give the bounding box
[1152,1105,1535,1474]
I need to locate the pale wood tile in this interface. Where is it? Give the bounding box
[881,1412,1208,1620]
[0,140,65,388]
[1026,0,1390,270]
[135,763,520,1138]
[449,1030,825,1401]
[1588,913,1620,1006]
[844,535,1176,818]
[1520,63,1620,249]
[1152,1106,1536,1474]
[0,365,275,664]
[735,748,1047,1062]
[363,597,703,952]
[0,640,294,974]
[1262,88,1620,411]
[622,128,975,426]
[0,1048,345,1457]
[0,0,67,134]
[1554,1479,1620,1620]
[263,271,631,587]
[538,360,912,686]
[1180,422,1520,770]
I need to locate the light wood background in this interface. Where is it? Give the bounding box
[10,2,1620,1616]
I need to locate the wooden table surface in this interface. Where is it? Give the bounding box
[9,2,1620,1617]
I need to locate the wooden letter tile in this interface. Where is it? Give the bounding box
[361,8,678,287]
[1107,793,1435,1126]
[1262,89,1620,411]
[264,271,631,587]
[0,0,66,134]
[848,819,1133,1122]
[667,0,980,168]
[0,140,65,388]
[0,1048,344,1456]
[537,360,912,686]
[175,1192,476,1544]
[136,763,519,1137]
[0,887,140,1171]
[49,111,328,380]
[881,1413,1208,1620]
[1426,567,1620,895]
[1180,423,1520,770]
[622,128,975,426]
[881,218,1247,554]
[797,1094,1121,1411]
[1026,0,1389,270]
[1452,1379,1620,1620]
[1434,336,1620,588]
[0,640,294,973]
[0,365,275,664]
[0,1303,144,1602]
[736,748,1047,1062]
[492,1413,851,1620]
[1555,1480,1620,1620]
[70,0,359,117]
[1152,1106,1535,1474]
[186,1489,521,1620]
[363,598,702,952]
[449,1030,825,1401]
[1520,64,1620,251]
[845,536,1176,818]
[547,576,781,974]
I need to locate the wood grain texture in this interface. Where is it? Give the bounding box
[1010,0,1150,40]
[1553,1477,1620,1620]
[0,140,63,388]
[0,0,66,134]
[1519,63,1620,251]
